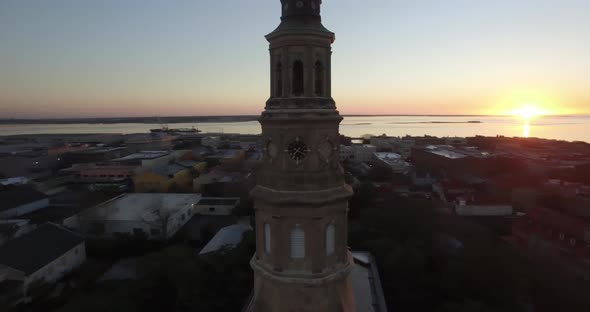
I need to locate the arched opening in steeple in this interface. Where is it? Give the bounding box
[290,225,305,259]
[325,223,335,255]
[292,60,304,96]
[264,223,272,254]
[275,62,283,97]
[315,61,324,96]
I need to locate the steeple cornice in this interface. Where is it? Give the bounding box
[281,0,321,19]
[270,0,333,38]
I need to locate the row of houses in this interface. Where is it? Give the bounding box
[1,187,240,242]
[0,132,260,307]
[0,132,259,187]
[0,186,240,307]
[60,148,246,193]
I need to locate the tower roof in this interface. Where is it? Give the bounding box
[281,0,321,19]
[270,0,333,37]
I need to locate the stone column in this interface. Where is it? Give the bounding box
[327,49,332,97]
[269,50,275,98]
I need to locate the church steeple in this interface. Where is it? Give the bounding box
[265,0,335,111]
[250,1,356,311]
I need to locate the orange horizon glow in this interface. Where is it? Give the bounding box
[511,104,547,120]
[479,88,584,118]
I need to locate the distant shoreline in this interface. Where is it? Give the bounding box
[0,114,578,125]
[0,116,260,125]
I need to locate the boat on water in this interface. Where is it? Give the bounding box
[150,116,202,134]
[150,126,201,134]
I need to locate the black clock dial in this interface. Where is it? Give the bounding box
[287,140,308,162]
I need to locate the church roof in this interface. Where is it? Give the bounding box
[351,252,389,312]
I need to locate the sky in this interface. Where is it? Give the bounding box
[0,0,589,119]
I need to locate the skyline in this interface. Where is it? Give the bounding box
[2,113,589,122]
[1,0,589,119]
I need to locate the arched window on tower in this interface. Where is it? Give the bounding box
[315,61,324,96]
[292,60,304,96]
[276,62,283,97]
[326,223,335,255]
[290,225,305,259]
[264,223,271,254]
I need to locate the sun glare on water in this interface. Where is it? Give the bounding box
[511,103,548,138]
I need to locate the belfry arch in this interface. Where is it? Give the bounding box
[315,60,324,96]
[292,60,304,96]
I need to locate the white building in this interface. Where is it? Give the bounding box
[64,193,200,240]
[202,136,222,149]
[0,223,86,306]
[0,188,49,219]
[193,197,240,216]
[111,151,174,171]
[199,223,251,256]
[369,135,397,151]
[372,152,412,174]
[340,144,377,163]
[369,136,416,159]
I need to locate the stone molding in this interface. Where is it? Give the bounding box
[250,255,353,286]
[251,184,353,206]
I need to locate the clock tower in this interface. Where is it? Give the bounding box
[250,1,356,311]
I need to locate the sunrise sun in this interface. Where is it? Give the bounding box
[511,104,546,120]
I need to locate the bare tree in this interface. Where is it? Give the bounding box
[139,196,171,240]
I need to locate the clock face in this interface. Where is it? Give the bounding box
[287,139,308,162]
